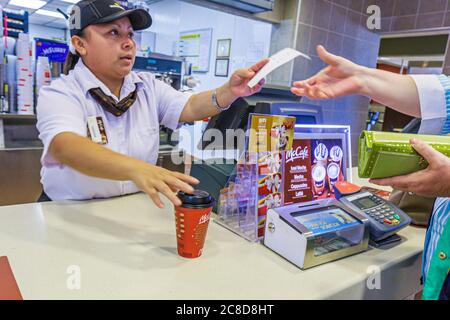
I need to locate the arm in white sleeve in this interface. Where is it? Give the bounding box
[36,81,87,167]
[409,74,448,135]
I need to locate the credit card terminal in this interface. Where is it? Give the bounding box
[334,182,411,242]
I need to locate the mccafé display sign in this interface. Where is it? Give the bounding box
[216,118,351,241]
[282,138,345,205]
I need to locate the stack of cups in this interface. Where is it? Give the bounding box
[16,33,34,115]
[36,56,51,98]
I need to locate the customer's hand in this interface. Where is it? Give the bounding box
[370,138,450,198]
[227,59,270,97]
[129,163,199,208]
[291,45,368,100]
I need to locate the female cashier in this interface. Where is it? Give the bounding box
[36,0,267,208]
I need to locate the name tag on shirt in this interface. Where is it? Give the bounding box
[87,116,108,145]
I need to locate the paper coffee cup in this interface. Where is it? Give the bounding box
[175,190,214,259]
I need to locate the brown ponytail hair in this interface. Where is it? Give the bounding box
[63,52,80,75]
[63,30,85,75]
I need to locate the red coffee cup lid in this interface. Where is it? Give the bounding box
[177,190,214,209]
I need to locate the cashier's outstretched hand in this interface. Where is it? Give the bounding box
[227,59,270,97]
[370,139,450,198]
[291,45,367,99]
[129,162,200,209]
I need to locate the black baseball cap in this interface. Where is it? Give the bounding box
[69,0,152,37]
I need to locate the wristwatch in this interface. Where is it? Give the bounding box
[212,89,231,112]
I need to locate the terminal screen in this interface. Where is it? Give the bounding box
[292,206,360,236]
[353,197,378,210]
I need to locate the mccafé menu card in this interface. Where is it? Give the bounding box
[282,139,313,204]
[283,138,345,205]
[0,256,23,300]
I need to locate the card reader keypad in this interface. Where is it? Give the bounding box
[363,196,402,225]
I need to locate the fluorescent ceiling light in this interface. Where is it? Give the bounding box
[61,0,79,3]
[8,0,47,10]
[35,9,65,19]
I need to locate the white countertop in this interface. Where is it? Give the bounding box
[0,168,424,300]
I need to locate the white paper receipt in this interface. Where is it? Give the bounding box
[247,48,311,88]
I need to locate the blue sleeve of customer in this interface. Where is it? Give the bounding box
[436,75,450,135]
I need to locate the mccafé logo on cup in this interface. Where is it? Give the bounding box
[174,190,215,259]
[199,213,210,225]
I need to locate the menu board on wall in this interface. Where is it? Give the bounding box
[179,28,213,72]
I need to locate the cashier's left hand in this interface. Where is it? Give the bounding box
[370,138,450,198]
[227,59,270,97]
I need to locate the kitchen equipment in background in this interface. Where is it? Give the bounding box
[133,53,183,90]
[133,53,185,146]
[181,61,201,91]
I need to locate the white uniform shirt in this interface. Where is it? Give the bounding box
[37,60,190,201]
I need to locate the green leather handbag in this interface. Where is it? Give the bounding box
[359,131,450,179]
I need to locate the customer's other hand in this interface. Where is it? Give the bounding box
[370,138,450,198]
[291,45,368,100]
